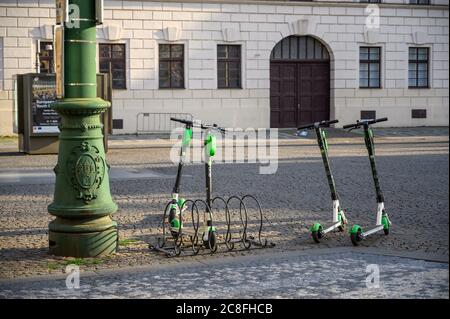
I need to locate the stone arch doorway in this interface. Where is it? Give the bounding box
[270,36,331,128]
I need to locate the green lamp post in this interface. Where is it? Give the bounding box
[48,0,118,257]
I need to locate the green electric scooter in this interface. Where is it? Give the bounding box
[297,120,348,243]
[343,117,392,246]
[165,118,192,238]
[166,117,225,252]
[199,119,226,251]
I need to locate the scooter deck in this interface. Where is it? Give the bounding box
[323,221,344,234]
[362,225,384,238]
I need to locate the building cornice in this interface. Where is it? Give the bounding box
[128,0,449,10]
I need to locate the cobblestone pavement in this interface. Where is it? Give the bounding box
[0,128,448,280]
[0,250,448,299]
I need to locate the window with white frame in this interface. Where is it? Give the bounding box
[159,44,185,89]
[360,47,381,88]
[409,47,430,88]
[217,45,242,89]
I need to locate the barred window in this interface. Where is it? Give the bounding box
[409,47,429,88]
[159,44,184,89]
[360,47,381,88]
[99,43,126,89]
[217,45,242,89]
[270,36,329,61]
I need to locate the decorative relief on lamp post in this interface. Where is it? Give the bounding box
[67,141,105,204]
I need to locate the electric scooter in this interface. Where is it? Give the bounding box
[166,118,192,237]
[151,118,272,257]
[297,119,348,243]
[199,120,226,251]
[343,117,392,246]
[168,117,225,252]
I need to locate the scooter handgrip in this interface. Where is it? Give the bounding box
[297,124,314,130]
[374,117,388,123]
[212,124,226,134]
[325,119,339,126]
[170,117,192,125]
[170,117,184,123]
[199,123,226,134]
[343,123,359,129]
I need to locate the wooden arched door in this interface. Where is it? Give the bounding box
[270,36,331,128]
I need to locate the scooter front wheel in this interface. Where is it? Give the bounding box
[168,208,179,238]
[338,211,346,232]
[203,231,218,253]
[168,208,176,223]
[311,223,324,243]
[382,215,390,236]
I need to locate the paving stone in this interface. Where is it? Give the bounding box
[0,252,447,299]
[0,130,448,280]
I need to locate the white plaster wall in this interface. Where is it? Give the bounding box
[0,0,448,135]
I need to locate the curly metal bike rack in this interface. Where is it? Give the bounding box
[150,195,275,257]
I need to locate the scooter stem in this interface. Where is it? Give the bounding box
[315,127,338,201]
[172,127,191,194]
[204,128,213,213]
[363,124,385,203]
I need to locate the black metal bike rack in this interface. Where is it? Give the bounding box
[150,194,275,258]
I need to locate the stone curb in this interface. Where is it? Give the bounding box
[0,247,447,286]
[0,135,448,151]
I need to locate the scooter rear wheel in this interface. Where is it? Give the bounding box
[312,230,324,244]
[351,230,363,246]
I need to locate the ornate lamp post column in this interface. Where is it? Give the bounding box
[48,0,118,257]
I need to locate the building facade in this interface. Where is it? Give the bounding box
[0,0,449,135]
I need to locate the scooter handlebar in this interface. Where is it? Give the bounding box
[343,117,388,130]
[171,117,226,133]
[170,117,194,126]
[297,119,339,131]
[201,123,226,134]
[373,117,388,124]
